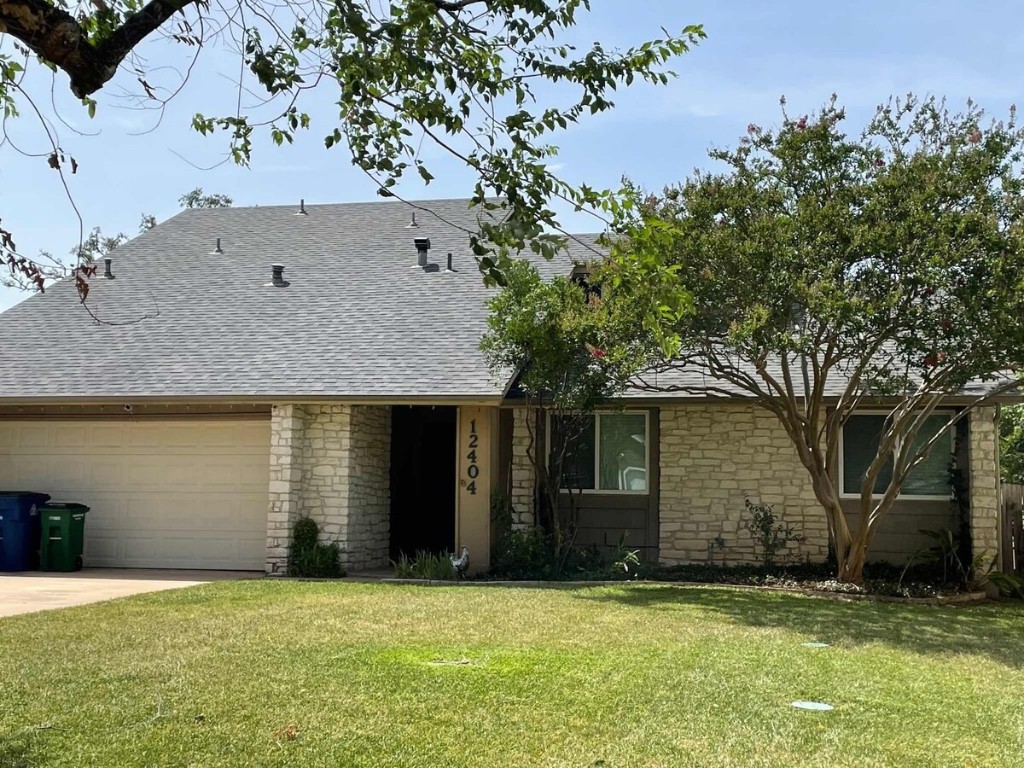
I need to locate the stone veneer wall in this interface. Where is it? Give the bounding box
[502,402,1004,569]
[659,404,830,565]
[968,407,1001,566]
[510,407,537,528]
[345,406,392,570]
[267,404,306,573]
[266,404,391,573]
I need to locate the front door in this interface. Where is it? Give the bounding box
[389,406,457,559]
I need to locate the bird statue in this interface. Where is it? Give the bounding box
[450,546,470,579]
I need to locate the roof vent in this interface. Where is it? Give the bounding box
[414,237,431,268]
[295,199,307,216]
[406,211,419,228]
[446,252,455,272]
[270,263,289,287]
[103,258,115,280]
[211,237,223,255]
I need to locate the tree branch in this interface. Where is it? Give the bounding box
[0,0,200,97]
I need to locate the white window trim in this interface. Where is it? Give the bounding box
[548,410,651,496]
[837,409,956,501]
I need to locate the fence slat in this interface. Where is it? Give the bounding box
[1001,483,1024,576]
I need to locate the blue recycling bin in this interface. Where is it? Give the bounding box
[0,492,51,572]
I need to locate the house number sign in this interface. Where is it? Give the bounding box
[465,418,479,495]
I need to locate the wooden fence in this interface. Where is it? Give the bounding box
[1002,483,1024,576]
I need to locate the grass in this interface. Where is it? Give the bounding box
[1,581,1023,767]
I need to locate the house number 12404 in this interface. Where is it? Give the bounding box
[466,419,479,495]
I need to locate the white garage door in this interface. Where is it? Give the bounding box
[0,418,270,570]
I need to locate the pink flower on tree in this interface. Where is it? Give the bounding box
[585,343,607,359]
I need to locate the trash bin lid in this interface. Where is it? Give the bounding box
[0,491,51,500]
[38,502,90,513]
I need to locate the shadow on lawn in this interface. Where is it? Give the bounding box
[0,736,34,768]
[575,584,1024,668]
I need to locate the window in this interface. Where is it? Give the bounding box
[840,412,954,498]
[551,412,649,493]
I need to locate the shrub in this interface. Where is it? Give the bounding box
[287,517,344,578]
[489,527,553,579]
[609,533,641,579]
[988,571,1024,599]
[744,499,805,567]
[491,488,514,536]
[392,550,457,580]
[489,526,623,580]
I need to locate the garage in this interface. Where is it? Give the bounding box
[0,417,270,570]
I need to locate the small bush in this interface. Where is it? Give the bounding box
[392,550,457,580]
[988,570,1024,599]
[489,526,619,580]
[744,499,805,567]
[609,533,641,579]
[490,527,553,579]
[287,517,345,578]
[491,488,515,536]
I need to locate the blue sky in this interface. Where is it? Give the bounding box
[1,0,1021,310]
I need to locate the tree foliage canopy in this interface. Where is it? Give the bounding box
[1000,404,1024,484]
[481,257,644,551]
[602,95,1024,581]
[482,259,635,413]
[0,0,702,291]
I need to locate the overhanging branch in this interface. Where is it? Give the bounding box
[0,0,199,97]
[0,0,489,98]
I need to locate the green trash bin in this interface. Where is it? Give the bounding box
[38,503,89,572]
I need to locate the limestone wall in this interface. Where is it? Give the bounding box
[510,407,537,528]
[346,406,392,570]
[968,406,1001,567]
[659,404,830,565]
[266,404,391,573]
[267,404,305,574]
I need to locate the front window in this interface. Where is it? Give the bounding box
[551,412,648,493]
[840,412,953,498]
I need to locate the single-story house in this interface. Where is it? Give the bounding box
[0,198,1006,573]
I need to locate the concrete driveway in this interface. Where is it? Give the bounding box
[0,569,261,617]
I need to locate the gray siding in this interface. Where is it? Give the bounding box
[846,416,967,566]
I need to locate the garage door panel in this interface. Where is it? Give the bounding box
[125,459,199,487]
[0,419,270,570]
[88,424,130,448]
[84,535,121,566]
[89,459,129,488]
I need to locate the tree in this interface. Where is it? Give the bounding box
[1000,405,1024,484]
[179,188,233,210]
[0,1,703,293]
[481,258,639,568]
[604,96,1024,584]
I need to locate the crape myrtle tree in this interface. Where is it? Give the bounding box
[481,258,645,567]
[0,0,703,296]
[604,96,1024,584]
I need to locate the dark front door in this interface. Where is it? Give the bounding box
[389,406,457,559]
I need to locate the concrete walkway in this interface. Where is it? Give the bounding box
[0,569,261,617]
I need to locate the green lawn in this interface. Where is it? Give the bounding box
[1,582,1023,767]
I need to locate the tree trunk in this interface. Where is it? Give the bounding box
[837,540,867,584]
[803,463,864,583]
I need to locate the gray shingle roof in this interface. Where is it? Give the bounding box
[0,198,597,402]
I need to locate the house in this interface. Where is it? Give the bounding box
[0,198,1006,574]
